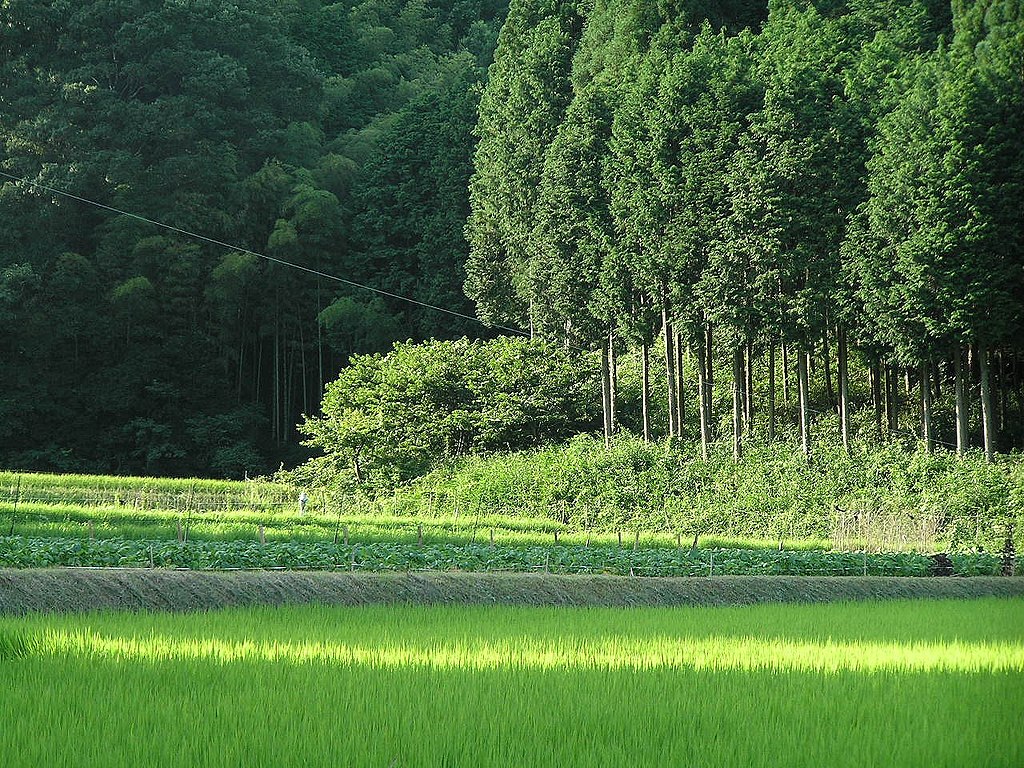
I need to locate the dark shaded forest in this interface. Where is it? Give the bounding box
[0,0,508,475]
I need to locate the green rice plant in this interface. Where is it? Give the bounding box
[0,599,1021,767]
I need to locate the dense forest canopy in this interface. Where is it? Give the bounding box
[1,0,1022,480]
[0,0,508,475]
[466,0,1023,466]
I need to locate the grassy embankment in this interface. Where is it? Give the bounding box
[1,598,1021,767]
[5,436,1023,553]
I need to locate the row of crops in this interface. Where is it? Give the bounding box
[2,471,1017,574]
[0,537,1014,576]
[0,470,292,511]
[0,500,838,552]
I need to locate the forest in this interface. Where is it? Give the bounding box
[1,0,1022,478]
[465,0,1023,464]
[0,0,507,475]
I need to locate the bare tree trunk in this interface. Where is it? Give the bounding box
[885,365,898,436]
[823,329,835,411]
[600,344,612,449]
[998,350,1008,434]
[317,280,324,396]
[300,319,308,417]
[768,342,777,442]
[609,329,618,437]
[696,339,710,459]
[641,340,651,443]
[955,347,968,455]
[733,347,743,461]
[782,342,791,406]
[237,325,246,402]
[870,359,883,440]
[798,351,810,457]
[255,338,263,406]
[273,311,281,445]
[838,326,850,454]
[980,345,995,461]
[663,292,677,439]
[675,333,686,435]
[745,339,755,435]
[705,323,714,433]
[921,359,933,453]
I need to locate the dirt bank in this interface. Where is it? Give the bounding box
[1,569,1022,615]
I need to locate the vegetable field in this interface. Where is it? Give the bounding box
[1,469,1019,575]
[0,537,1014,576]
[1,599,1022,767]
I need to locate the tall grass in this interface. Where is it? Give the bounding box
[0,599,1021,767]
[379,436,1024,552]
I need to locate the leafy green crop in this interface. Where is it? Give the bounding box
[0,536,1012,576]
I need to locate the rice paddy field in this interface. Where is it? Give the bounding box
[1,598,1022,767]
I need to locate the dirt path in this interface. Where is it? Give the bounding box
[1,569,1022,614]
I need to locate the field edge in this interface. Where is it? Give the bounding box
[1,569,1023,615]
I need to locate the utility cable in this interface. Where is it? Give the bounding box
[0,169,532,338]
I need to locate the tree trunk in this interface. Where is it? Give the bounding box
[998,350,1008,434]
[317,280,324,396]
[768,342,777,442]
[838,326,850,454]
[696,340,710,459]
[884,365,898,435]
[237,324,246,402]
[798,351,810,457]
[300,319,308,416]
[600,343,612,449]
[921,359,933,453]
[705,323,714,432]
[955,347,968,455]
[980,345,995,461]
[870,359,883,441]
[609,329,618,437]
[663,292,677,438]
[744,339,755,435]
[823,329,835,411]
[273,311,281,445]
[641,340,651,443]
[255,338,263,406]
[675,333,686,435]
[732,347,743,461]
[782,342,791,406]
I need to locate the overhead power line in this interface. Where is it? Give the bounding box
[0,169,531,338]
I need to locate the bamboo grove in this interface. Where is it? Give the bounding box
[465,0,1024,460]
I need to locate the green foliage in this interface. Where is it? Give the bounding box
[0,0,509,476]
[387,435,1024,551]
[299,337,600,489]
[0,536,1011,575]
